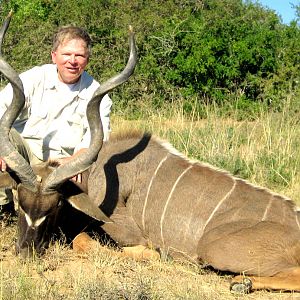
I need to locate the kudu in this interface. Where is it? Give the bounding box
[0,14,300,294]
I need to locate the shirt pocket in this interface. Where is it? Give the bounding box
[31,100,48,119]
[60,114,85,150]
[22,108,48,137]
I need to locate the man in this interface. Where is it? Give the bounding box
[0,26,112,221]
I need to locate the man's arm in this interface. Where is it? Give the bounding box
[0,82,14,119]
[100,94,112,141]
[0,66,44,171]
[0,158,7,172]
[74,94,112,154]
[0,82,21,172]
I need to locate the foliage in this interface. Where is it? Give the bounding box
[165,1,281,100]
[0,0,300,118]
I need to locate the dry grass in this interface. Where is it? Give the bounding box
[1,226,299,300]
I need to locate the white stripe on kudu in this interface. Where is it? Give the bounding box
[25,213,33,227]
[25,213,46,228]
[201,179,236,233]
[142,154,170,231]
[296,211,300,231]
[160,165,193,247]
[262,197,273,221]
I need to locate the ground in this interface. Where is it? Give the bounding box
[1,224,300,299]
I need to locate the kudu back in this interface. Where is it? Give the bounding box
[0,14,300,293]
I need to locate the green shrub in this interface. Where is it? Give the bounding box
[0,0,300,119]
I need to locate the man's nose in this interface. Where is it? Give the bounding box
[69,54,76,64]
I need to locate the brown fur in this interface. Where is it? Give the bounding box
[87,131,300,292]
[109,129,145,142]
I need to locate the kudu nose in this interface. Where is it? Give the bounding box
[15,241,45,259]
[15,243,33,259]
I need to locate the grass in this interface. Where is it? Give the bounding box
[1,98,300,299]
[1,226,299,300]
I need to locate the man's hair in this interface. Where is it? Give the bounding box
[52,26,92,56]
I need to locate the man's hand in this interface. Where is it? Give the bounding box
[71,173,82,183]
[56,149,87,183]
[56,156,82,183]
[0,158,7,172]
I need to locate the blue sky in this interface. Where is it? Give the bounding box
[256,0,299,23]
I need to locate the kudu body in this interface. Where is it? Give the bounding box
[0,14,300,293]
[85,132,300,292]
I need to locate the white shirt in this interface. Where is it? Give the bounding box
[0,64,112,160]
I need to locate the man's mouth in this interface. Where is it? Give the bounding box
[66,67,79,73]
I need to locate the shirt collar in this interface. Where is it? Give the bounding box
[44,64,92,99]
[44,64,58,90]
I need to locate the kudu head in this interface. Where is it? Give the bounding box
[0,13,137,258]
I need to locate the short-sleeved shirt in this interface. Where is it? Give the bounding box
[0,64,112,160]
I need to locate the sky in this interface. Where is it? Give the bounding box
[256,0,299,24]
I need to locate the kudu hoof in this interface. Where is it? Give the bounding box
[230,277,252,294]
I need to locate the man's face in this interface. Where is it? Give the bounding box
[51,38,89,84]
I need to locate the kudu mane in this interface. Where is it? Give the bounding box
[47,160,61,168]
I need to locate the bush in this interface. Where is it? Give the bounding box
[0,0,299,119]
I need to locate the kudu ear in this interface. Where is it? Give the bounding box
[67,193,112,223]
[0,172,17,188]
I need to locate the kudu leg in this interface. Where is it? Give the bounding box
[101,207,149,246]
[72,232,160,260]
[73,232,101,253]
[72,207,160,259]
[231,267,300,292]
[121,245,160,261]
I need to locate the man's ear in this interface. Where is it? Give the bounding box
[51,51,57,64]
